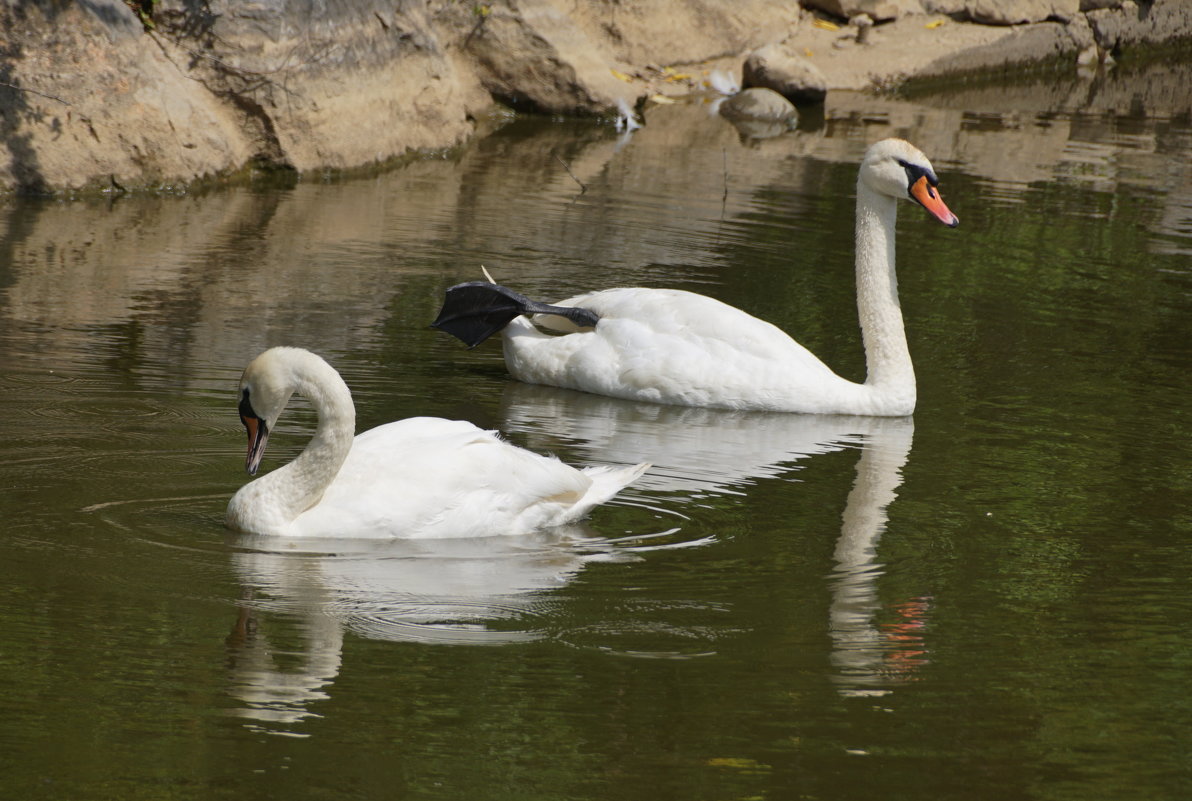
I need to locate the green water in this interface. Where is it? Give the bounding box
[1,64,1191,800]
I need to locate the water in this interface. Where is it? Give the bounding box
[2,62,1191,800]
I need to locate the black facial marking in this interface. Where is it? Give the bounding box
[898,159,940,202]
[238,388,259,423]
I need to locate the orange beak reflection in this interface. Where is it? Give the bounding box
[911,176,959,227]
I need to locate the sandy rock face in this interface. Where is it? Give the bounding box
[802,0,926,22]
[149,0,485,173]
[461,1,640,115]
[965,0,1080,25]
[1,0,1190,194]
[1087,0,1192,51]
[0,0,254,192]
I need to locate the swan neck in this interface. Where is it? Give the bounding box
[855,179,915,412]
[272,353,356,522]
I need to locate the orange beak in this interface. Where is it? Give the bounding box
[910,176,959,227]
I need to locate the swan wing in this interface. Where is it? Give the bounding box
[508,288,846,410]
[293,418,642,538]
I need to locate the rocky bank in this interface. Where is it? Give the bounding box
[0,0,1188,195]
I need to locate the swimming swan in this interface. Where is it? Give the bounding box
[432,138,958,416]
[225,347,648,538]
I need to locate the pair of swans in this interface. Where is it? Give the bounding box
[226,138,958,539]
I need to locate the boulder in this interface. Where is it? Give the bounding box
[461,0,639,116]
[152,0,484,173]
[0,0,254,193]
[742,45,828,105]
[1087,0,1192,51]
[718,87,800,123]
[964,0,1080,25]
[801,1,925,22]
[920,21,1082,74]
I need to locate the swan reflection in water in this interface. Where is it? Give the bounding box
[225,384,927,728]
[499,384,930,697]
[225,526,622,729]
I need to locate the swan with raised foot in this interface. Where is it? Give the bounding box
[432,138,958,416]
[225,347,648,538]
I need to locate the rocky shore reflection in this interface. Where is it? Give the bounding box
[2,61,1189,381]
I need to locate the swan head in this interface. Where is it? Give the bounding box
[860,139,959,227]
[236,347,301,475]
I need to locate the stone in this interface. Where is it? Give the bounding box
[1087,0,1192,51]
[718,87,799,123]
[151,0,484,173]
[462,0,638,116]
[742,44,828,105]
[4,0,1192,194]
[965,0,1080,25]
[0,0,254,193]
[1066,13,1098,50]
[801,0,925,22]
[921,21,1081,75]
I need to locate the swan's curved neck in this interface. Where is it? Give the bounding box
[854,180,915,413]
[264,353,356,523]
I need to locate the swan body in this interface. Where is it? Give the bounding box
[433,138,958,416]
[225,347,648,538]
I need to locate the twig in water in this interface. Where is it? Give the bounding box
[721,147,729,205]
[554,154,587,193]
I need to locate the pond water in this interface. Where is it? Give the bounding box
[2,60,1191,800]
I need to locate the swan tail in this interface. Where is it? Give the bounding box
[431,281,601,348]
[572,462,650,517]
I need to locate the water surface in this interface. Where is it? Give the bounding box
[1,62,1190,800]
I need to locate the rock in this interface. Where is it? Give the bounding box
[0,0,255,193]
[561,0,803,68]
[921,21,1082,75]
[742,45,828,105]
[1066,14,1098,50]
[152,0,483,173]
[3,0,1192,194]
[1087,0,1192,52]
[460,0,804,117]
[801,1,925,22]
[718,88,799,141]
[0,0,485,192]
[462,0,638,116]
[964,0,1080,25]
[718,87,800,123]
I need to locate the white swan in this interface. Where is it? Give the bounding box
[225,347,648,538]
[432,138,958,416]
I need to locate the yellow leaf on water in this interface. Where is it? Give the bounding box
[804,48,814,58]
[926,19,946,29]
[813,18,839,31]
[610,69,633,82]
[665,72,692,82]
[648,94,678,104]
[706,757,773,775]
